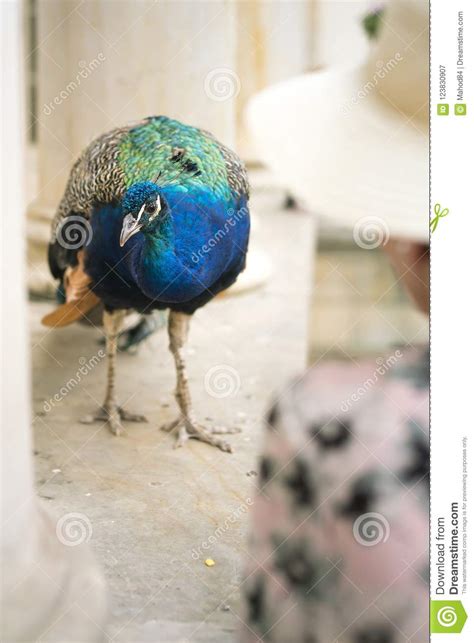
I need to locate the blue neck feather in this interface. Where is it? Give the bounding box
[85,184,250,308]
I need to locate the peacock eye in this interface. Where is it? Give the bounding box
[144,203,156,215]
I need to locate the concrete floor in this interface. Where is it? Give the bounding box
[30,188,315,642]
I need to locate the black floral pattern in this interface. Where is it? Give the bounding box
[311,419,352,449]
[259,456,274,484]
[266,403,280,430]
[272,535,326,595]
[399,422,429,491]
[285,458,315,507]
[338,473,379,519]
[245,574,266,625]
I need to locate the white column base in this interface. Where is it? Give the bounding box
[2,506,107,642]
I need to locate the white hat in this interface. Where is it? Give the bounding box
[246,0,429,243]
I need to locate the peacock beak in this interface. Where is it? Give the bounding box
[120,213,142,247]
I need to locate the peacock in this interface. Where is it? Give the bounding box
[43,116,250,453]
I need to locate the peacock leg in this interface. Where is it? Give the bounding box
[161,311,239,453]
[80,308,147,434]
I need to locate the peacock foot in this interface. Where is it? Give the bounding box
[161,416,241,453]
[80,404,148,436]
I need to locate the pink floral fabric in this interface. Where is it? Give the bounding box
[241,349,429,643]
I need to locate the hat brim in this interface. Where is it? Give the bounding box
[246,65,429,242]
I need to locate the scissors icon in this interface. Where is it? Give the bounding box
[430,203,449,233]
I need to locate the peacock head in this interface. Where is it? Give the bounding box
[119,180,166,247]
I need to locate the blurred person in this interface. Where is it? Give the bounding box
[241,1,429,641]
[240,242,428,642]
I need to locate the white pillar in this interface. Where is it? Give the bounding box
[1,2,107,640]
[236,0,316,159]
[28,0,237,293]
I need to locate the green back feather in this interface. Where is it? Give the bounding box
[119,117,232,201]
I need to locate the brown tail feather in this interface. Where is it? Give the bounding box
[42,290,101,328]
[42,249,101,328]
